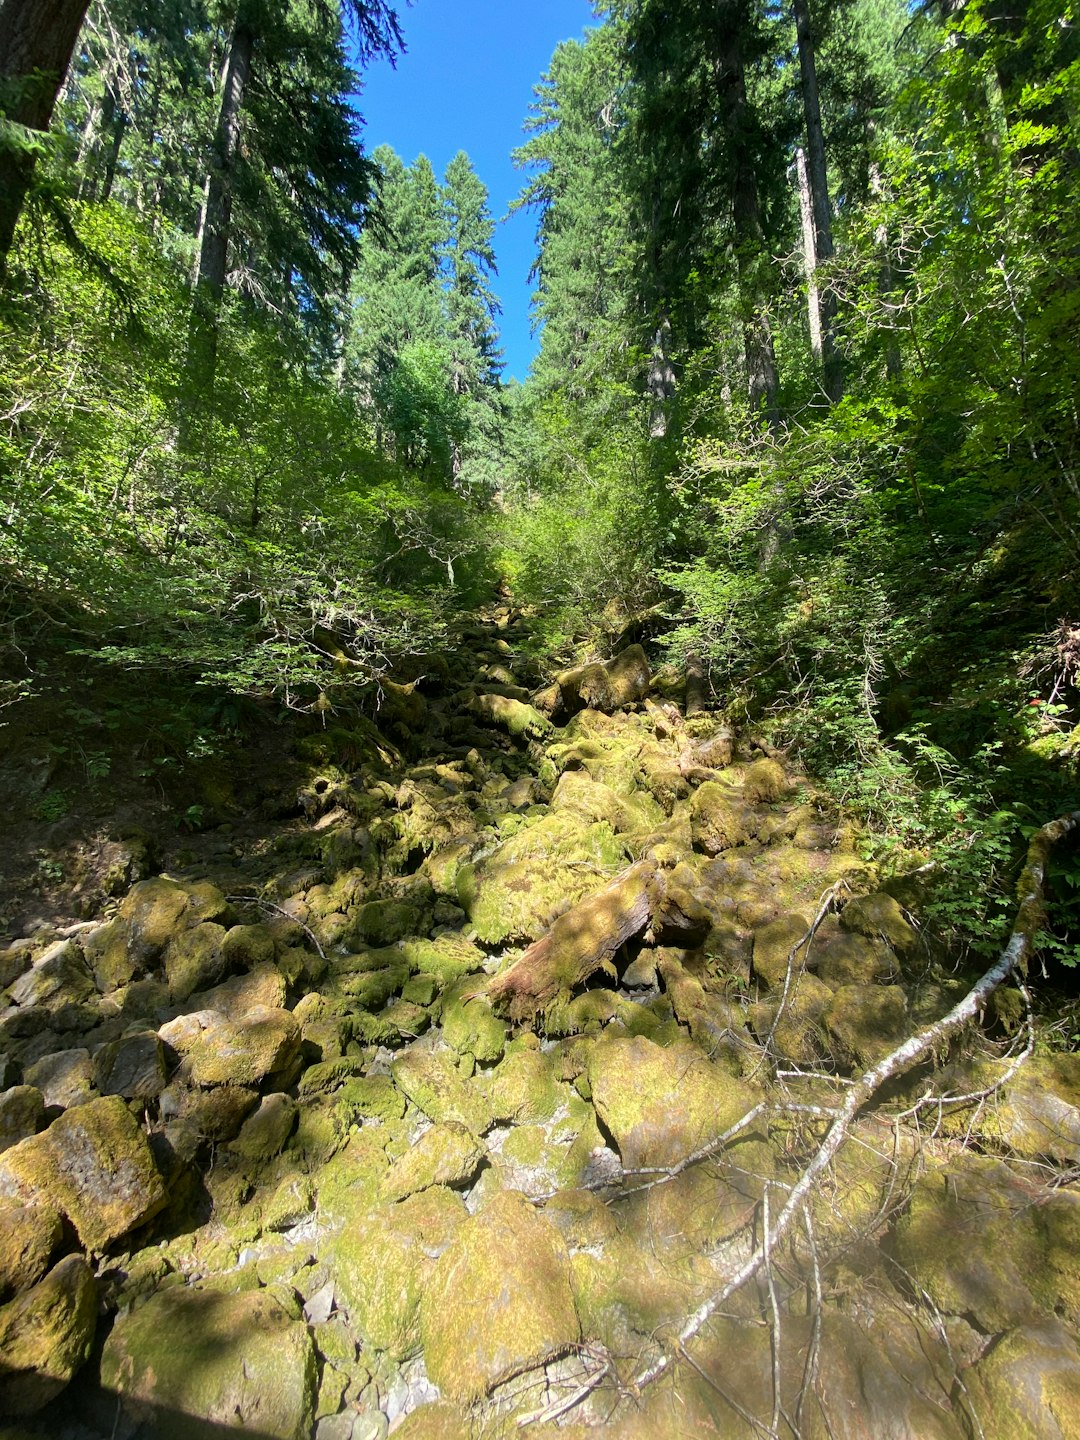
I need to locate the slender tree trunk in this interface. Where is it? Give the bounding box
[187,14,254,393]
[795,148,823,366]
[793,0,843,403]
[0,0,91,267]
[648,315,676,439]
[714,15,779,423]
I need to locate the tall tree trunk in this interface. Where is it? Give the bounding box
[0,0,91,267]
[792,0,843,403]
[648,315,676,439]
[187,14,254,393]
[713,13,779,423]
[795,147,823,366]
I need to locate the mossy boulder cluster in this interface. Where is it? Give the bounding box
[1,605,1079,1437]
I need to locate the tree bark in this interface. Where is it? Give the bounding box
[647,316,676,439]
[713,13,779,423]
[795,147,823,366]
[793,0,843,402]
[187,14,254,392]
[0,0,91,265]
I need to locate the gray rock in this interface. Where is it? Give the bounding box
[93,1030,168,1098]
[25,1049,95,1110]
[0,1085,43,1151]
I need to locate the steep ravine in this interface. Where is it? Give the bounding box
[2,604,1080,1440]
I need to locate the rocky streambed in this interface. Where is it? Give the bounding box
[2,606,1080,1439]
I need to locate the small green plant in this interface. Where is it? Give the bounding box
[35,789,70,822]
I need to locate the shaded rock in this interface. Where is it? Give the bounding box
[556,645,650,717]
[159,1079,259,1151]
[329,1187,467,1359]
[0,1094,167,1252]
[392,1403,471,1440]
[815,930,896,987]
[420,1190,580,1401]
[749,973,833,1066]
[229,1092,296,1162]
[0,1254,96,1415]
[825,984,909,1068]
[0,1199,62,1301]
[101,1285,316,1440]
[93,1030,167,1099]
[7,940,93,1011]
[742,758,793,803]
[0,1086,43,1152]
[752,913,811,989]
[0,946,30,991]
[391,1050,493,1136]
[220,922,278,969]
[24,1048,95,1110]
[381,1122,485,1202]
[355,897,431,948]
[120,878,190,962]
[840,891,918,953]
[82,918,135,994]
[586,1035,761,1170]
[689,781,750,855]
[163,922,228,1002]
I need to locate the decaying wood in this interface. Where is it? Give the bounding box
[485,860,663,1021]
[632,807,1080,1392]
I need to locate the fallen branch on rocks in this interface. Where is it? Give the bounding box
[628,807,1080,1394]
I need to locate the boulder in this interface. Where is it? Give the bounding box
[0,1095,167,1252]
[555,645,651,717]
[965,1321,1080,1440]
[0,1086,43,1152]
[752,913,812,989]
[840,891,918,954]
[689,781,751,855]
[93,1030,168,1099]
[166,1005,301,1089]
[0,1198,62,1301]
[7,940,94,1011]
[101,1285,316,1440]
[0,1255,96,1414]
[825,984,909,1068]
[742,758,792,803]
[163,922,228,1002]
[328,1187,467,1359]
[420,1190,580,1401]
[586,1035,761,1171]
[229,1093,296,1163]
[23,1048,95,1110]
[391,1049,493,1136]
[381,1122,485,1202]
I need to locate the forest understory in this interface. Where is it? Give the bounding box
[2,0,1080,1434]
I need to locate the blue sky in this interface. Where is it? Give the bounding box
[355,0,597,382]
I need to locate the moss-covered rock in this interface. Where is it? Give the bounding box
[101,1285,316,1440]
[420,1189,580,1401]
[24,1048,95,1110]
[391,1049,493,1136]
[392,1403,472,1440]
[0,1255,96,1415]
[749,973,833,1066]
[486,1047,563,1124]
[333,1074,406,1130]
[839,891,918,953]
[93,1030,168,1099]
[399,933,486,985]
[0,1199,61,1302]
[169,1005,301,1089]
[586,1035,761,1170]
[163,922,229,1002]
[892,1157,1042,1331]
[556,646,651,717]
[814,930,896,988]
[964,1321,1080,1440]
[742,758,793,804]
[0,1087,43,1153]
[751,912,812,989]
[229,1093,296,1162]
[440,982,508,1063]
[7,940,94,1011]
[381,1122,485,1202]
[824,983,909,1068]
[328,1186,467,1359]
[689,782,751,855]
[0,1095,167,1252]
[470,693,552,740]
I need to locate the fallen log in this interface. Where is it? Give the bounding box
[484,860,664,1021]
